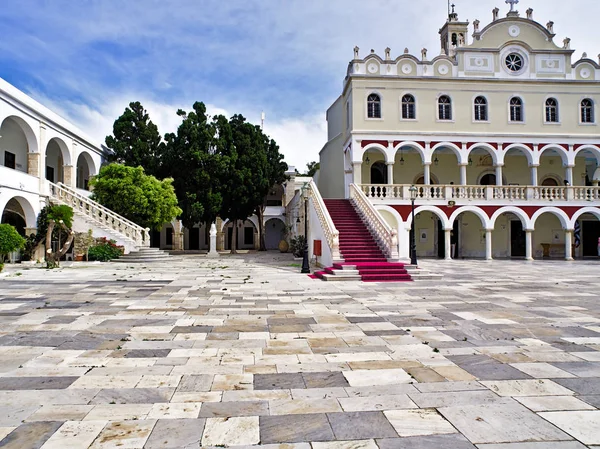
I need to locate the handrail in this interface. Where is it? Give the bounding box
[306,179,342,261]
[47,181,150,247]
[349,183,399,261]
[359,184,600,203]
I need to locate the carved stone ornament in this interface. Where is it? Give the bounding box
[473,19,480,32]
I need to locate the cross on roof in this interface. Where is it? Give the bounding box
[506,0,519,12]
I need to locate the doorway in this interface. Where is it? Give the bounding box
[582,221,600,257]
[510,220,526,257]
[370,162,387,184]
[437,220,459,258]
[189,227,200,250]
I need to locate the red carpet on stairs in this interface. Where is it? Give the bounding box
[316,199,412,282]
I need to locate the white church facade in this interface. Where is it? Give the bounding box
[316,3,600,262]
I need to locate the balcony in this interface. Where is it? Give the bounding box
[359,184,600,206]
[0,165,40,194]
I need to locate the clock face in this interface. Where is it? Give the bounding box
[505,53,524,72]
[367,63,379,74]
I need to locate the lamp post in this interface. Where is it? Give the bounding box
[409,185,418,266]
[301,183,310,273]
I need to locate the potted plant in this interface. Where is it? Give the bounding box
[74,230,95,261]
[278,225,292,253]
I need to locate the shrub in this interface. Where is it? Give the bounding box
[289,235,307,258]
[88,238,124,262]
[0,263,4,272]
[0,224,26,262]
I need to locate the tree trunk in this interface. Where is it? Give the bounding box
[230,221,237,254]
[258,206,266,251]
[45,221,55,266]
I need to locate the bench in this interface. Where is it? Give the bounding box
[540,243,575,259]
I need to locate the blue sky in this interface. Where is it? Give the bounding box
[0,0,597,170]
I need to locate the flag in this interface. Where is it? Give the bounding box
[574,220,581,248]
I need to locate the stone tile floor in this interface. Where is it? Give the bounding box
[0,254,599,448]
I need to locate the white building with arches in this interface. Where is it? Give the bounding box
[0,77,148,256]
[317,4,600,262]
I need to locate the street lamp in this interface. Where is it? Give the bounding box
[301,183,310,274]
[409,185,418,266]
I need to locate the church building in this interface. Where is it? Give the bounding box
[316,2,600,262]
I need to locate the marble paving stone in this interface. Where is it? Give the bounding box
[515,395,595,412]
[0,376,78,390]
[83,404,152,421]
[199,400,269,417]
[553,378,600,395]
[476,443,587,449]
[481,379,575,397]
[0,405,40,426]
[38,420,107,449]
[260,414,335,444]
[90,388,174,405]
[254,373,306,390]
[510,362,577,379]
[25,405,93,422]
[342,369,412,387]
[312,440,379,449]
[376,434,477,449]
[302,372,350,388]
[414,380,486,393]
[408,390,503,409]
[327,411,398,440]
[211,374,253,391]
[201,416,260,447]
[339,394,417,412]
[0,421,63,449]
[270,398,342,415]
[551,362,600,378]
[384,409,457,437]
[580,395,600,408]
[539,411,600,445]
[438,402,572,444]
[143,418,205,449]
[176,374,213,392]
[89,419,156,449]
[147,402,201,419]
[0,428,14,441]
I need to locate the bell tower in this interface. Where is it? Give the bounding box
[439,3,470,56]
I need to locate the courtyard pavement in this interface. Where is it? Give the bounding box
[0,254,600,448]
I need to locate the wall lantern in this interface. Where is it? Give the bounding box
[434,156,439,166]
[365,155,371,165]
[468,157,473,166]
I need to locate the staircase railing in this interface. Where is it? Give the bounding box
[349,183,399,261]
[48,182,150,247]
[307,179,342,261]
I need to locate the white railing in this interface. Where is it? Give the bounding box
[349,183,399,261]
[307,179,341,261]
[360,184,600,203]
[48,182,150,247]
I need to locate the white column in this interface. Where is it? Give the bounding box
[459,164,467,186]
[353,162,362,185]
[207,223,219,258]
[424,162,431,185]
[530,165,539,186]
[495,164,503,186]
[565,230,574,261]
[444,229,452,260]
[565,165,574,185]
[525,230,533,260]
[386,162,394,184]
[485,230,493,260]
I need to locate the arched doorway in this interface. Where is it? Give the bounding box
[45,139,67,183]
[480,173,496,185]
[370,161,387,184]
[1,199,27,236]
[76,152,95,190]
[541,177,559,186]
[265,218,286,250]
[0,117,30,173]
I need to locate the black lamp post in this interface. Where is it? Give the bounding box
[409,185,418,266]
[301,183,310,274]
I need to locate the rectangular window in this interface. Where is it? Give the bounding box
[439,104,451,120]
[474,105,488,121]
[46,166,55,182]
[244,227,254,245]
[4,151,16,169]
[510,106,522,122]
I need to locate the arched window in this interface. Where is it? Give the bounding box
[510,97,523,122]
[438,95,452,120]
[545,98,559,123]
[401,94,416,119]
[581,98,594,123]
[474,96,488,121]
[367,94,381,118]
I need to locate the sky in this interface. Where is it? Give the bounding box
[0,0,598,171]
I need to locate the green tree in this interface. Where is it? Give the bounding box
[162,102,228,233]
[0,224,25,264]
[89,163,182,230]
[105,102,163,176]
[305,161,320,177]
